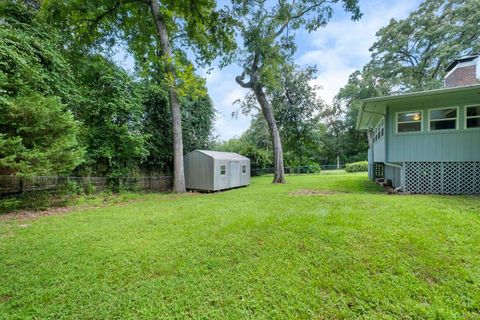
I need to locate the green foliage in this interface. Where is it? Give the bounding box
[59,180,82,196]
[0,1,84,176]
[369,0,480,92]
[345,161,368,173]
[73,55,147,177]
[142,82,216,173]
[270,65,325,164]
[0,95,84,176]
[42,0,236,96]
[0,0,79,105]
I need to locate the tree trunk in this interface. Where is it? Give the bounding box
[149,0,185,192]
[336,155,340,169]
[253,84,286,184]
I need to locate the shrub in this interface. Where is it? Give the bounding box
[305,162,321,173]
[345,161,368,173]
[0,197,23,213]
[83,181,96,195]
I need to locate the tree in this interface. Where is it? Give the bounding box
[231,0,361,183]
[0,95,84,176]
[0,0,84,176]
[270,65,325,165]
[369,0,480,92]
[43,0,236,192]
[142,80,216,174]
[73,55,148,177]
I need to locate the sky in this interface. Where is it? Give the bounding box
[205,0,421,141]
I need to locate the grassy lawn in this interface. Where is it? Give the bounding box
[1,173,480,319]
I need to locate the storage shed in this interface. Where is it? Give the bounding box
[184,150,250,191]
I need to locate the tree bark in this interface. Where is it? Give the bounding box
[252,84,286,184]
[149,0,185,192]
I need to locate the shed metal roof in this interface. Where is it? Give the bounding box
[357,84,480,130]
[195,150,249,161]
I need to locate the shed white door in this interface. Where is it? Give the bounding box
[230,161,240,187]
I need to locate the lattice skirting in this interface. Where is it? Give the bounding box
[404,162,480,194]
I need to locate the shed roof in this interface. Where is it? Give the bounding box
[195,150,249,161]
[357,84,480,130]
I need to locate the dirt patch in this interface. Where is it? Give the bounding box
[0,206,73,222]
[0,294,12,302]
[0,197,144,222]
[289,189,346,196]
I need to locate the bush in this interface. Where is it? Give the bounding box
[345,161,368,173]
[305,162,321,173]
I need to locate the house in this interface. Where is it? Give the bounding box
[183,150,250,192]
[357,55,480,194]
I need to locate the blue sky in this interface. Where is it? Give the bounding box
[205,0,421,140]
[115,0,421,140]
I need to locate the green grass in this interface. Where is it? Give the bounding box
[1,173,480,319]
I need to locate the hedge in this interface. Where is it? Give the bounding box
[345,161,368,173]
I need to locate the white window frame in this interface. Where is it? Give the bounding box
[465,105,480,129]
[396,110,423,134]
[428,107,458,132]
[373,119,384,142]
[220,165,226,175]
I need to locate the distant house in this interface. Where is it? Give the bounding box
[183,150,250,192]
[357,55,480,194]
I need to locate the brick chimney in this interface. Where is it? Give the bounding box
[444,55,480,88]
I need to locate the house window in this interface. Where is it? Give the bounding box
[373,119,384,142]
[466,106,480,128]
[242,165,246,174]
[397,111,422,133]
[429,108,457,131]
[220,165,226,175]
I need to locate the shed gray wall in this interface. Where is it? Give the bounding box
[385,99,480,162]
[184,152,214,191]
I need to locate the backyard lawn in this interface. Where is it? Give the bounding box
[1,173,480,319]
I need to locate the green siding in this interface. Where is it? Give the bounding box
[386,98,480,162]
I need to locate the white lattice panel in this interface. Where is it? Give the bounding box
[405,162,480,194]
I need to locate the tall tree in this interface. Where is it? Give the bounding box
[270,65,325,165]
[0,0,84,176]
[142,79,216,174]
[43,0,235,192]
[369,0,480,92]
[231,0,361,183]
